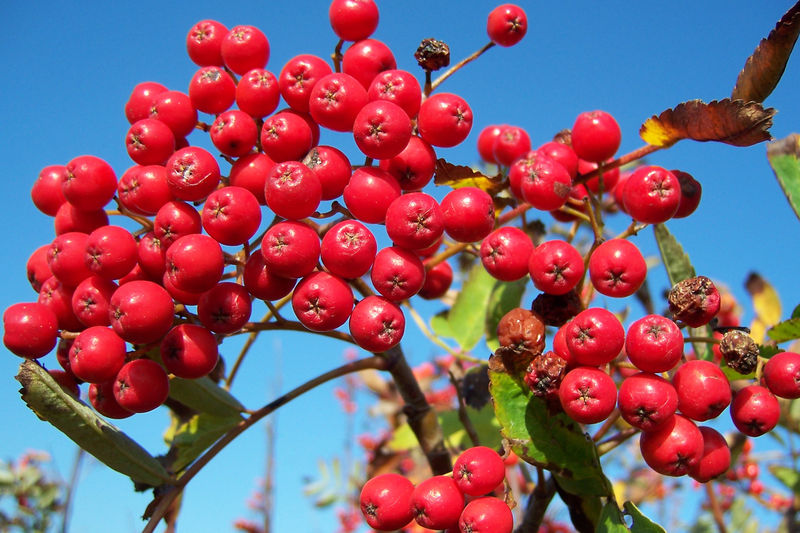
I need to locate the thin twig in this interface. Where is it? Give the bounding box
[240,320,357,345]
[448,364,480,447]
[705,482,728,533]
[429,41,496,94]
[60,448,85,533]
[573,143,663,185]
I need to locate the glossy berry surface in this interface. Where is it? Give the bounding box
[359,473,414,531]
[453,446,506,497]
[639,414,703,477]
[731,385,780,437]
[565,307,625,366]
[440,187,495,243]
[349,295,405,353]
[487,4,528,47]
[458,497,513,533]
[558,366,617,424]
[571,110,621,163]
[114,359,170,413]
[411,475,464,530]
[624,314,683,373]
[588,238,647,298]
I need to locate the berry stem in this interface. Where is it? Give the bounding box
[332,39,344,72]
[596,427,638,456]
[241,319,356,344]
[683,336,720,344]
[592,408,620,442]
[428,41,496,95]
[141,355,390,533]
[574,143,663,185]
[705,482,729,533]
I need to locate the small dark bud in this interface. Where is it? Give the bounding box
[719,330,759,375]
[668,275,721,328]
[531,290,582,327]
[415,38,450,71]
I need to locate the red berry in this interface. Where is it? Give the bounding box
[763,351,800,399]
[672,360,731,422]
[565,307,625,366]
[730,385,779,437]
[69,326,126,383]
[197,282,252,334]
[480,226,533,282]
[353,100,412,160]
[329,0,379,41]
[639,414,703,476]
[624,314,683,373]
[320,220,377,279]
[89,380,133,419]
[229,153,275,205]
[126,118,175,166]
[537,141,578,180]
[72,276,117,327]
[671,169,703,219]
[418,260,453,300]
[186,20,227,67]
[487,4,528,47]
[63,155,117,212]
[519,154,573,211]
[38,277,83,332]
[3,302,59,358]
[359,473,414,531]
[210,110,258,157]
[154,200,202,249]
[367,69,421,119]
[260,109,315,163]
[236,68,280,118]
[440,187,495,243]
[370,246,425,301]
[622,165,681,224]
[343,166,401,224]
[303,145,352,200]
[165,234,224,294]
[48,232,93,289]
[278,54,333,113]
[309,72,368,132]
[242,253,297,301]
[261,221,320,279]
[379,135,437,191]
[292,271,354,332]
[31,165,67,216]
[125,81,168,124]
[588,238,647,298]
[617,372,678,432]
[477,124,507,164]
[85,225,138,281]
[27,245,53,293]
[579,158,620,194]
[385,192,444,251]
[690,426,731,483]
[417,93,473,148]
[149,90,198,139]
[165,147,221,202]
[114,359,170,413]
[528,240,584,295]
[453,446,506,497]
[493,125,531,167]
[558,366,618,424]
[109,280,175,344]
[342,38,397,90]
[458,497,514,533]
[571,110,621,163]
[188,66,236,115]
[201,186,262,246]
[221,25,270,75]
[265,161,322,220]
[117,165,173,216]
[349,295,405,352]
[411,475,464,530]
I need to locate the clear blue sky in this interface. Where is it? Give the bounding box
[2,1,800,532]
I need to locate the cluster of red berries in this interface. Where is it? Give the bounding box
[360,446,512,532]
[2,1,529,419]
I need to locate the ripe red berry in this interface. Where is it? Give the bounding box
[186,20,227,67]
[160,324,218,379]
[624,314,683,373]
[165,234,224,294]
[3,302,59,358]
[367,69,421,119]
[565,307,625,366]
[672,360,731,422]
[487,4,528,47]
[125,81,168,124]
[265,161,322,220]
[309,72,369,132]
[537,141,578,180]
[48,232,93,289]
[385,192,444,251]
[329,0,380,41]
[617,372,678,432]
[197,282,252,334]
[89,380,133,419]
[201,186,262,246]
[558,366,618,424]
[27,245,52,293]
[72,276,117,327]
[370,246,426,301]
[731,385,780,437]
[303,145,351,200]
[165,147,221,202]
[353,100,412,160]
[31,165,68,217]
[579,158,620,194]
[359,473,414,531]
[260,110,315,163]
[278,54,333,113]
[38,277,83,332]
[261,221,320,279]
[349,295,405,352]
[459,497,514,533]
[85,225,138,281]
[210,109,258,157]
[519,154,573,211]
[639,414,703,476]
[671,169,703,218]
[440,187,495,243]
[117,165,173,216]
[236,68,280,118]
[69,326,127,384]
[570,110,621,163]
[221,25,270,75]
[480,226,533,282]
[493,125,531,166]
[229,153,275,205]
[763,351,800,399]
[378,135,437,191]
[622,165,681,224]
[411,475,464,530]
[126,118,176,166]
[418,260,453,300]
[114,358,170,413]
[109,280,175,345]
[690,426,731,483]
[292,271,354,332]
[588,238,647,298]
[477,124,507,164]
[188,66,236,115]
[242,253,297,302]
[528,240,584,295]
[149,90,198,139]
[453,446,506,497]
[321,220,377,279]
[154,200,202,249]
[63,155,117,212]
[417,93,473,148]
[343,166,401,224]
[342,38,397,90]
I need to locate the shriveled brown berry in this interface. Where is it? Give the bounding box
[719,330,759,375]
[492,346,535,375]
[524,350,567,401]
[415,38,450,71]
[668,275,721,328]
[531,290,582,327]
[497,308,545,355]
[552,129,572,146]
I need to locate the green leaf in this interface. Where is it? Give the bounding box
[432,264,498,352]
[652,224,711,359]
[162,412,241,473]
[770,465,800,494]
[768,317,800,343]
[597,501,628,533]
[388,403,502,452]
[792,303,800,319]
[767,133,800,222]
[430,310,454,339]
[16,361,172,487]
[168,376,246,417]
[624,501,667,532]
[760,344,784,359]
[489,369,612,497]
[485,279,527,352]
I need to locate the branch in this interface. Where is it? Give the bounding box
[514,475,556,533]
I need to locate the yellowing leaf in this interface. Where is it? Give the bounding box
[639,99,775,148]
[750,317,768,344]
[732,2,800,103]
[434,159,505,195]
[746,272,782,327]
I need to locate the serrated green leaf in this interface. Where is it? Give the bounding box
[768,317,800,343]
[721,364,755,381]
[792,303,800,319]
[760,344,784,359]
[168,376,246,417]
[163,412,241,473]
[485,279,527,352]
[16,361,172,487]
[438,264,498,351]
[625,501,667,532]
[767,133,800,222]
[597,501,628,533]
[489,369,612,497]
[770,465,800,494]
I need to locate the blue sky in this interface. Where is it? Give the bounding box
[2,1,800,532]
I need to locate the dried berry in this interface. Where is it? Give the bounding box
[524,350,567,401]
[415,38,450,71]
[719,330,759,375]
[497,307,545,355]
[531,290,582,327]
[668,275,721,328]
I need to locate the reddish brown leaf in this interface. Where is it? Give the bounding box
[732,1,800,103]
[434,158,506,195]
[639,98,775,148]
